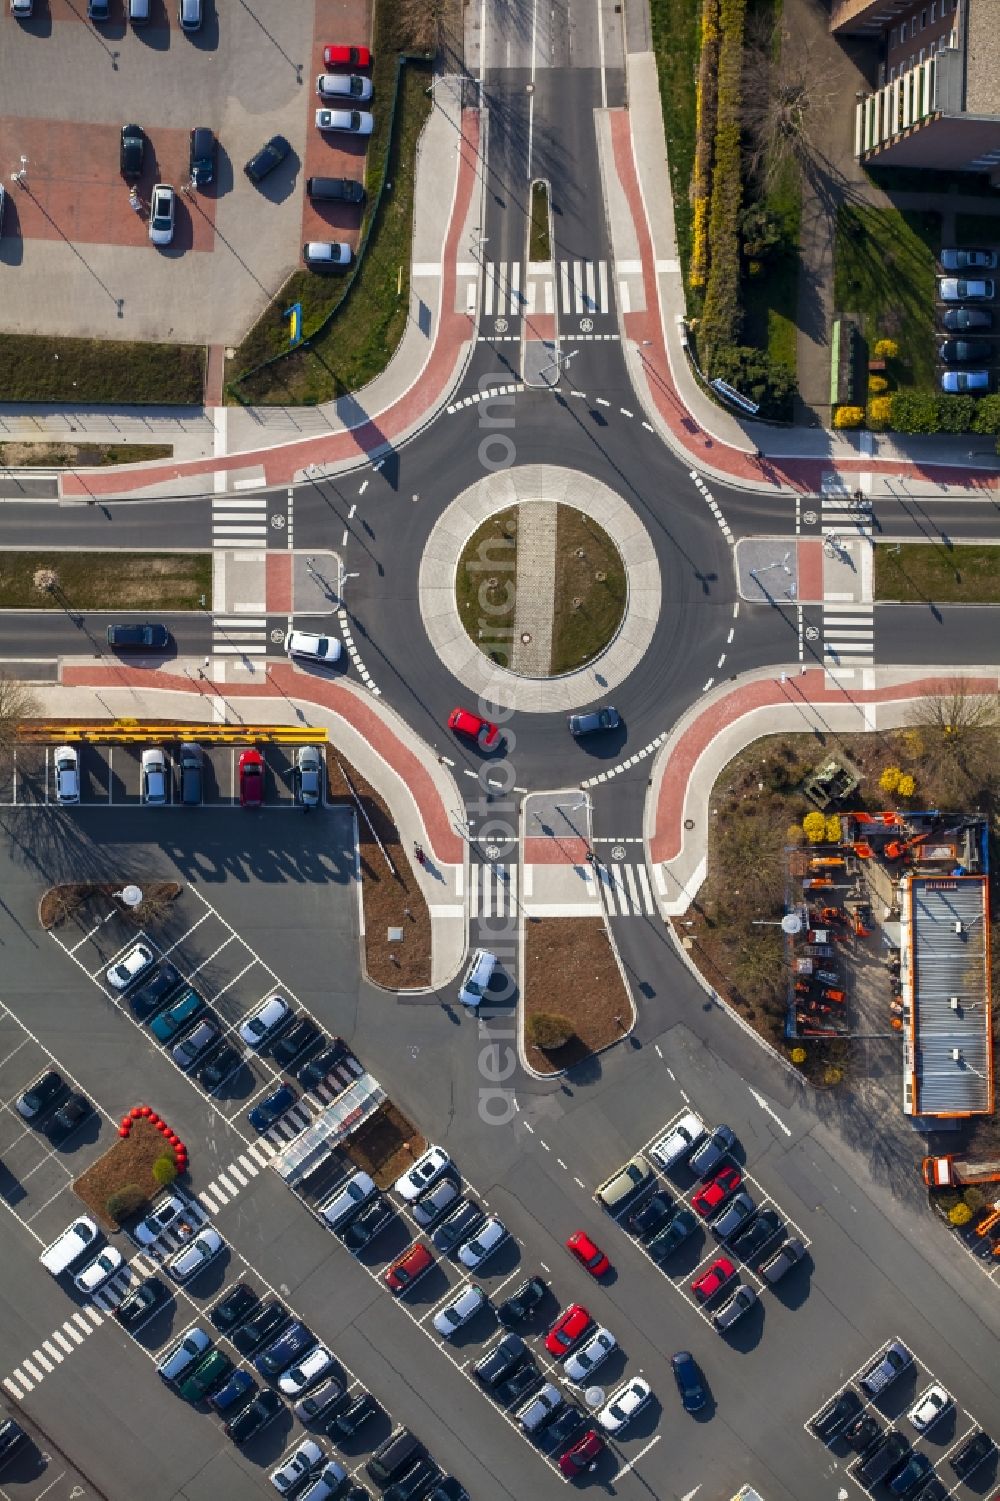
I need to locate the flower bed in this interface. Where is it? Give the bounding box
[73,1115,187,1232]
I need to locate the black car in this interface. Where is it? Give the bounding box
[305,175,366,204]
[224,1387,282,1443]
[210,1282,260,1334]
[273,1017,323,1067]
[297,1039,349,1090]
[626,1190,674,1242]
[496,1360,543,1407]
[48,1092,94,1143]
[888,1453,934,1497]
[330,1390,381,1439]
[671,1350,707,1413]
[116,1276,171,1332]
[188,127,215,188]
[951,1429,995,1481]
[731,1208,784,1263]
[120,123,145,180]
[647,1207,698,1262]
[432,1199,484,1254]
[0,1418,26,1462]
[244,134,291,184]
[911,1479,948,1501]
[16,1070,65,1120]
[129,962,182,1020]
[197,1044,243,1092]
[543,1406,584,1452]
[231,1299,289,1357]
[845,1412,884,1456]
[939,338,992,364]
[497,1276,546,1327]
[106,623,170,651]
[858,1432,911,1488]
[811,1388,862,1443]
[474,1333,528,1390]
[254,1319,315,1379]
[941,306,993,331]
[384,1460,440,1501]
[342,1196,392,1251]
[427,1480,469,1501]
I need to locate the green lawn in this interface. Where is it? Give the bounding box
[455,509,518,667]
[834,204,940,388]
[529,181,551,262]
[875,544,1000,604]
[649,0,701,286]
[550,508,626,675]
[0,443,172,468]
[228,49,432,404]
[741,159,800,377]
[0,335,203,405]
[0,552,211,610]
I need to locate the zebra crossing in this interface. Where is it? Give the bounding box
[469,862,518,917]
[469,862,658,917]
[211,494,269,549]
[822,602,875,668]
[211,614,269,658]
[594,861,657,917]
[820,492,873,536]
[481,259,612,319]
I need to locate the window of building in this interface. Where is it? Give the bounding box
[920,7,927,26]
[890,64,897,81]
[909,53,915,70]
[900,19,907,40]
[918,46,925,62]
[890,25,898,45]
[930,1,936,19]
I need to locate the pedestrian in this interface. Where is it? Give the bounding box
[753,447,764,461]
[414,841,425,867]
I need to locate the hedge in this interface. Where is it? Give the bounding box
[689,0,720,289]
[698,0,747,363]
[889,390,1000,435]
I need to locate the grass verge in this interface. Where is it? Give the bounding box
[550,508,626,675]
[227,56,432,404]
[529,181,551,262]
[0,442,172,468]
[0,333,204,405]
[833,204,939,388]
[741,160,800,377]
[326,750,431,989]
[649,0,701,285]
[0,553,212,611]
[874,543,1000,604]
[455,507,518,666]
[523,917,631,1075]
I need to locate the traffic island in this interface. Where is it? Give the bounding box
[0,553,211,611]
[73,1116,186,1232]
[0,442,173,469]
[342,1101,427,1190]
[39,881,181,932]
[522,917,632,1075]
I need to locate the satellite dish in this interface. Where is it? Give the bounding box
[781,912,803,935]
[120,885,143,908]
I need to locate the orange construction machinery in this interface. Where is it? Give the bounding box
[885,833,927,862]
[922,1154,1000,1188]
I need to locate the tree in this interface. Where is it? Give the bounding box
[906,683,1000,807]
[803,811,826,843]
[0,674,39,750]
[825,814,841,843]
[948,1202,973,1227]
[152,1156,178,1187]
[879,766,901,793]
[740,13,838,191]
[526,1013,574,1051]
[897,773,916,798]
[106,1184,146,1224]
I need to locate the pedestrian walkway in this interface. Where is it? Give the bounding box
[212,495,269,548]
[822,603,874,670]
[510,502,557,675]
[594,860,658,917]
[477,258,614,321]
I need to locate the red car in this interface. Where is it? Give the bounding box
[565,1231,611,1278]
[691,1257,736,1303]
[544,1303,591,1357]
[558,1428,606,1478]
[692,1165,743,1219]
[323,43,372,68]
[384,1241,434,1295]
[448,707,501,751]
[238,748,264,807]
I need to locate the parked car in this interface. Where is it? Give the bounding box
[53,744,81,804]
[210,1283,260,1334]
[759,1236,806,1283]
[150,989,206,1043]
[295,746,324,807]
[497,1275,547,1326]
[545,1304,591,1357]
[248,1083,298,1134]
[710,1191,756,1242]
[172,1018,221,1072]
[297,1039,349,1090]
[730,1207,783,1262]
[278,1344,336,1397]
[107,622,170,651]
[148,184,176,247]
[316,73,373,100]
[412,1175,462,1230]
[394,1145,451,1201]
[273,1017,322,1067]
[209,1369,257,1415]
[627,1190,674,1241]
[48,1092,94,1143]
[473,1333,528,1390]
[131,1193,189,1248]
[11,0,33,17]
[692,1164,743,1218]
[564,1327,616,1384]
[688,1124,737,1179]
[232,1300,289,1357]
[938,338,992,363]
[647,1207,699,1261]
[330,1390,380,1438]
[941,306,992,330]
[888,1453,934,1497]
[315,108,374,135]
[141,746,168,805]
[907,1383,951,1432]
[74,1247,124,1295]
[941,369,991,393]
[432,1199,484,1254]
[225,1388,282,1443]
[167,1227,224,1283]
[497,1359,543,1407]
[845,1412,884,1455]
[384,1242,434,1293]
[811,1388,862,1443]
[595,1155,654,1211]
[120,123,145,179]
[239,993,291,1048]
[16,1070,65,1120]
[198,1044,243,1092]
[238,747,265,807]
[178,0,202,30]
[107,940,156,991]
[457,1216,508,1269]
[567,706,620,736]
[270,1439,324,1494]
[858,1431,911,1488]
[88,0,110,21]
[129,962,182,1019]
[649,1112,706,1171]
[300,1462,350,1501]
[323,43,372,67]
[950,1429,995,1480]
[938,277,995,301]
[860,1341,913,1397]
[940,248,998,271]
[671,1350,707,1412]
[116,1276,171,1332]
[306,176,366,204]
[321,1170,376,1230]
[515,1383,564,1435]
[597,1377,651,1434]
[342,1195,392,1250]
[245,135,291,184]
[294,1377,346,1426]
[712,1284,758,1332]
[255,1321,316,1380]
[285,630,342,665]
[432,1283,487,1338]
[158,1324,211,1383]
[188,127,215,188]
[179,742,203,803]
[303,241,353,271]
[565,1230,611,1277]
[692,1257,736,1302]
[180,1349,233,1404]
[559,1428,606,1478]
[447,707,501,750]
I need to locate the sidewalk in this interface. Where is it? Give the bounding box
[645,664,1000,916]
[47,664,467,987]
[56,76,483,499]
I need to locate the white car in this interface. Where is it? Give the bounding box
[298,1462,348,1501]
[270,1440,323,1495]
[106,940,156,991]
[432,1282,487,1338]
[938,277,995,302]
[394,1145,451,1202]
[278,1343,336,1396]
[130,1192,188,1247]
[597,1376,652,1434]
[315,108,374,136]
[141,746,168,805]
[303,241,353,270]
[73,1247,124,1295]
[54,745,80,804]
[316,72,372,101]
[285,630,343,665]
[908,1382,952,1432]
[564,1326,617,1384]
[239,993,291,1049]
[457,1215,508,1270]
[649,1111,705,1171]
[148,183,176,246]
[167,1226,224,1282]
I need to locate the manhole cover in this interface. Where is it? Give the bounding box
[521,632,532,644]
[805,625,819,641]
[580,317,594,332]
[270,628,284,643]
[271,514,285,528]
[495,316,509,333]
[803,509,818,525]
[684,817,695,830]
[611,845,626,860]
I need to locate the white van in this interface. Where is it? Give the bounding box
[320,1171,375,1230]
[39,1217,99,1276]
[458,949,497,1008]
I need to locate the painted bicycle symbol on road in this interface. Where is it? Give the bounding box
[580,317,594,333]
[271,514,285,528]
[495,317,509,333]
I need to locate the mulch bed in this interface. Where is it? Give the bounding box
[39,882,181,931]
[343,1101,427,1191]
[326,751,431,991]
[73,1119,180,1232]
[523,917,631,1076]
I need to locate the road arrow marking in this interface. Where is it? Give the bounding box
[749,1087,792,1136]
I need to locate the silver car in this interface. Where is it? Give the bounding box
[141,746,168,804]
[712,1284,757,1332]
[148,184,175,247]
[296,745,324,807]
[54,745,80,804]
[564,1326,616,1383]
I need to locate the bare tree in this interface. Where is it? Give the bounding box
[905,682,1000,807]
[741,14,838,191]
[0,674,40,750]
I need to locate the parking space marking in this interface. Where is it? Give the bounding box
[184,934,236,981]
[159,910,213,960]
[209,958,261,1002]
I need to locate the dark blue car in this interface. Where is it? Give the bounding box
[254,1320,316,1380]
[209,1369,257,1414]
[671,1351,707,1413]
[248,1083,297,1134]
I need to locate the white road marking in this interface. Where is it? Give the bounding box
[748,1086,792,1136]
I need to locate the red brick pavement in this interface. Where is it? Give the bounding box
[62,108,479,498]
[650,670,999,866]
[299,0,370,253]
[266,553,293,613]
[523,835,590,865]
[796,539,824,604]
[60,662,465,864]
